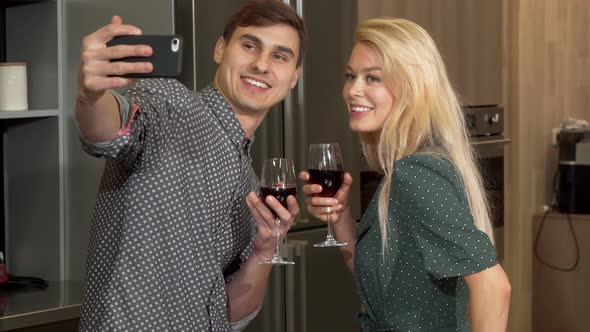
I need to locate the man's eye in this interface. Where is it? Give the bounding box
[274,54,287,62]
[243,43,257,51]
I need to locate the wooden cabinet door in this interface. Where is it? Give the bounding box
[358,0,502,106]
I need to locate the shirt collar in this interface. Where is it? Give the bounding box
[201,83,254,156]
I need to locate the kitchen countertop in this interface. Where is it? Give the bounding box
[533,211,590,221]
[0,280,83,331]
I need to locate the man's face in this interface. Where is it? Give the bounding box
[213,24,301,116]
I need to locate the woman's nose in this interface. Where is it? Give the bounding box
[348,80,364,97]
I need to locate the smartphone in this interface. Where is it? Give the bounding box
[106,35,183,78]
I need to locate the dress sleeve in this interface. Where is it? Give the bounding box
[395,155,497,279]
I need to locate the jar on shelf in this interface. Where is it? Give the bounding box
[0,62,28,111]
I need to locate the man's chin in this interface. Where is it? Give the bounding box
[235,99,274,114]
[232,105,265,115]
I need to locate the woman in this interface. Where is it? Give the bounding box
[301,18,511,331]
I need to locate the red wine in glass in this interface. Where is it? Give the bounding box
[259,158,297,265]
[308,143,348,247]
[308,169,344,197]
[260,186,297,219]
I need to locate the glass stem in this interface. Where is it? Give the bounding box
[326,211,335,241]
[274,218,281,257]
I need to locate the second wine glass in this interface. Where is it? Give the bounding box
[308,143,348,247]
[259,158,296,265]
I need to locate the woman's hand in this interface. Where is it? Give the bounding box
[298,171,353,224]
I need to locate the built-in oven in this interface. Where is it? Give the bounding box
[464,105,509,262]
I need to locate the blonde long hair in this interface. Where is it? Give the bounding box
[355,18,494,251]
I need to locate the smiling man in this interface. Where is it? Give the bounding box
[213,23,301,137]
[74,1,306,331]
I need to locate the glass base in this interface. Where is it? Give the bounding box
[259,255,295,265]
[313,239,349,247]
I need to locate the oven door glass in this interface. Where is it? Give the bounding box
[472,137,509,261]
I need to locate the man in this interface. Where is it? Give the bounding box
[75,1,306,331]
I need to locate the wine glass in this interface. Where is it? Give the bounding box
[259,158,297,265]
[308,143,348,247]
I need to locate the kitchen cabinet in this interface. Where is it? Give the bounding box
[2,0,175,300]
[358,0,503,106]
[1,0,62,281]
[533,213,590,332]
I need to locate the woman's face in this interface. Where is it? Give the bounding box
[343,43,395,133]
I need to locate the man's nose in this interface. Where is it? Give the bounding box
[251,55,270,74]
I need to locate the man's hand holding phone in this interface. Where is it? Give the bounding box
[76,16,182,142]
[78,15,152,105]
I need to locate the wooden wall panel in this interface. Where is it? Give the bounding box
[357,0,502,106]
[502,0,526,330]
[505,0,590,331]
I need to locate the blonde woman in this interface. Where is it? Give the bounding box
[300,18,511,331]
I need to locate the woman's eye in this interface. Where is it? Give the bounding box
[367,76,381,83]
[344,73,355,81]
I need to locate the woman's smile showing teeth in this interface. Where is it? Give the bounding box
[351,105,372,113]
[350,104,373,116]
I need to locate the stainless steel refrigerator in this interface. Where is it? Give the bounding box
[174,1,362,331]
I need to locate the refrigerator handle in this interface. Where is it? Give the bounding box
[295,0,306,163]
[296,240,307,332]
[281,0,305,163]
[285,240,307,332]
[283,0,309,228]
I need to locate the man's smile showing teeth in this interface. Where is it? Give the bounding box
[243,77,270,89]
[351,106,372,112]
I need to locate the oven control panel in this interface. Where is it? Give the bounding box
[463,105,504,137]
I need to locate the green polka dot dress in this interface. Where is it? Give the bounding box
[354,154,497,332]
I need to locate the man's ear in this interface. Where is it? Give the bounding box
[289,66,302,89]
[213,37,226,64]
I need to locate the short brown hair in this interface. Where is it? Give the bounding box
[222,0,307,67]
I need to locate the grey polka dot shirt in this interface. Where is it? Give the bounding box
[79,79,258,332]
[355,154,497,332]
